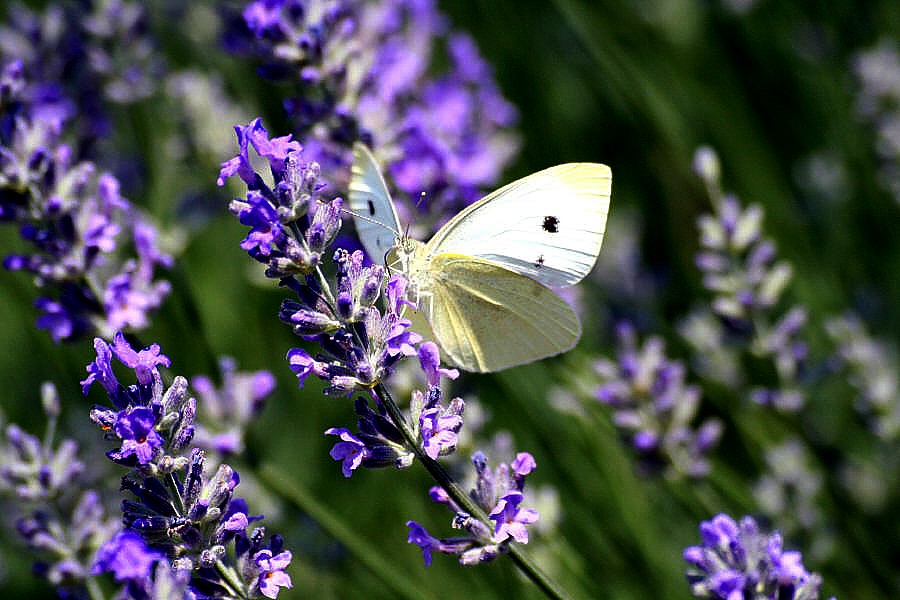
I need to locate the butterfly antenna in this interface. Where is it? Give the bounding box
[341,205,402,239]
[400,191,427,241]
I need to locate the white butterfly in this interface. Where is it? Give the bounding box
[349,143,611,372]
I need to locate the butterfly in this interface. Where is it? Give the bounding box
[349,142,611,372]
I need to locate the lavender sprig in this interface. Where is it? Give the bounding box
[824,313,900,440]
[231,0,519,238]
[0,383,119,597]
[595,322,723,479]
[0,61,172,342]
[83,332,294,599]
[688,146,808,411]
[408,451,540,566]
[219,120,558,596]
[853,38,900,206]
[219,119,420,394]
[192,357,277,458]
[0,1,161,143]
[752,439,834,562]
[684,513,831,600]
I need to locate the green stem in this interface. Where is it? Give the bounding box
[165,472,187,515]
[215,559,248,599]
[373,382,569,600]
[85,576,106,600]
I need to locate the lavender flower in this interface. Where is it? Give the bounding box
[230,0,519,240]
[595,322,723,478]
[0,383,119,595]
[253,548,294,599]
[690,146,807,411]
[322,343,463,476]
[825,313,900,440]
[0,62,172,342]
[408,450,540,566]
[0,1,161,142]
[684,513,830,600]
[192,357,277,456]
[853,38,900,205]
[752,439,834,561]
[92,529,196,598]
[219,119,421,395]
[92,529,165,583]
[0,386,83,501]
[17,490,119,592]
[83,332,294,598]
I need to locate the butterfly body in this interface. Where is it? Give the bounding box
[350,143,611,372]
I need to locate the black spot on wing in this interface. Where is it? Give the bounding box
[534,255,545,268]
[367,199,376,215]
[542,215,560,233]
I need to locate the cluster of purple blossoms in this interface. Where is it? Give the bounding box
[684,513,830,600]
[595,322,723,479]
[0,383,120,595]
[324,342,462,476]
[408,451,540,566]
[218,118,420,396]
[83,332,293,599]
[0,59,172,342]
[230,0,519,238]
[689,146,808,411]
[0,1,161,144]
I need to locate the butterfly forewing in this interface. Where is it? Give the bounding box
[424,163,612,288]
[348,142,402,260]
[423,254,581,372]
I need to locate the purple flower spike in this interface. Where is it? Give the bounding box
[0,54,170,341]
[689,146,807,412]
[232,0,519,236]
[684,513,826,600]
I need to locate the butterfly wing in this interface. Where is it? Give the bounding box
[422,254,581,372]
[348,142,402,261]
[425,163,611,288]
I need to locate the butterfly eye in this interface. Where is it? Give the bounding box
[542,216,560,233]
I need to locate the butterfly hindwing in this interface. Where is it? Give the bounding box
[425,163,611,288]
[422,254,581,372]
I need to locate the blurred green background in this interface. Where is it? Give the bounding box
[1,0,899,598]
